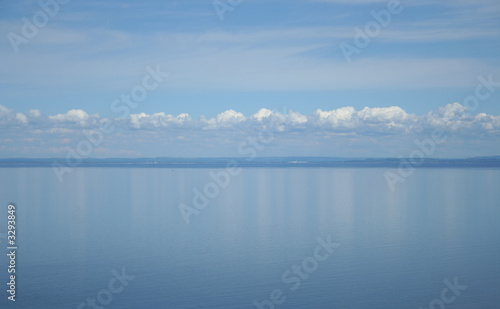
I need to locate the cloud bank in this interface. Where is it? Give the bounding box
[0,103,499,158]
[1,103,498,133]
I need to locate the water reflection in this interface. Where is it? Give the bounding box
[0,167,498,308]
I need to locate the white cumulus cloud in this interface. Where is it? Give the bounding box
[48,109,97,127]
[213,109,247,128]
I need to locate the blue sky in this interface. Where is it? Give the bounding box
[0,0,499,157]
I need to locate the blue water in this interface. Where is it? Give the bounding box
[0,167,499,308]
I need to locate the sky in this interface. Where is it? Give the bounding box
[0,0,499,158]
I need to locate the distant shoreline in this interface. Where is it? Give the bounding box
[1,157,500,168]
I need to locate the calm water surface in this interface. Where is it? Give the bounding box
[0,167,499,308]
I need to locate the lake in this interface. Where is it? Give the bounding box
[0,167,499,308]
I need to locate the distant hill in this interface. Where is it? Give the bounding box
[1,156,500,168]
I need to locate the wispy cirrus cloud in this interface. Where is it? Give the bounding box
[1,0,499,137]
[2,12,499,93]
